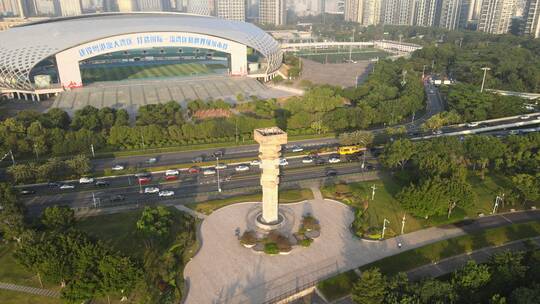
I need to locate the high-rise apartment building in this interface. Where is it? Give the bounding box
[259,0,286,25]
[325,0,345,14]
[136,0,164,11]
[116,0,135,11]
[215,0,245,20]
[344,0,363,22]
[187,0,213,15]
[58,0,82,16]
[439,0,462,29]
[290,0,322,16]
[382,0,414,25]
[522,0,540,37]
[478,0,517,34]
[414,0,439,26]
[35,0,56,14]
[362,0,381,24]
[1,0,21,16]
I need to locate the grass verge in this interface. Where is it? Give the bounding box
[0,289,61,304]
[187,188,314,215]
[317,220,540,301]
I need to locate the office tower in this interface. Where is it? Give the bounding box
[216,0,245,20]
[414,0,439,26]
[345,0,363,22]
[259,0,286,25]
[58,0,82,15]
[290,0,322,16]
[439,0,462,29]
[187,0,213,15]
[116,0,135,10]
[478,0,517,34]
[325,0,345,14]
[522,0,540,37]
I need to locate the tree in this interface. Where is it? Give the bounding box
[452,260,491,301]
[65,154,91,177]
[415,278,456,304]
[41,206,75,231]
[98,255,141,303]
[351,268,387,304]
[397,178,449,219]
[0,183,27,243]
[489,251,528,293]
[510,285,540,304]
[136,207,173,238]
[339,130,374,147]
[511,174,540,203]
[381,139,415,170]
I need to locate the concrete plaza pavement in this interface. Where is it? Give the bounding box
[182,189,540,304]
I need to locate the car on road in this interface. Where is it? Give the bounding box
[212,150,224,158]
[59,184,75,190]
[466,122,479,127]
[165,169,179,176]
[509,130,520,135]
[165,175,178,181]
[315,158,325,165]
[328,156,341,163]
[47,182,60,188]
[192,156,204,163]
[429,90,434,94]
[188,166,200,174]
[20,189,36,195]
[520,114,531,120]
[249,159,261,166]
[325,169,338,177]
[302,156,313,164]
[135,172,151,178]
[95,180,110,187]
[203,168,216,175]
[111,165,125,171]
[111,194,125,202]
[138,177,151,184]
[146,157,157,164]
[365,164,375,171]
[144,187,160,194]
[215,163,227,169]
[432,130,443,135]
[235,164,250,172]
[79,177,94,184]
[291,145,304,152]
[279,158,288,166]
[159,190,174,197]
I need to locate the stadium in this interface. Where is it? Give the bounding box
[0,13,283,102]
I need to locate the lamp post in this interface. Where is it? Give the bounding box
[371,184,377,200]
[381,218,390,239]
[480,67,491,93]
[401,214,406,235]
[216,157,222,193]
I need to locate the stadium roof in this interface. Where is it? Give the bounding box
[0,13,282,90]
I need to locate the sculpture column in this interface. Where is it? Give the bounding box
[254,127,288,224]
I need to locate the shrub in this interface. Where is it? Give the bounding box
[240,230,257,245]
[301,214,320,231]
[264,243,279,254]
[299,238,313,247]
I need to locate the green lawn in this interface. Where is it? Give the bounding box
[317,220,540,301]
[76,207,195,260]
[0,289,61,304]
[81,63,225,83]
[296,48,390,63]
[322,173,516,236]
[188,188,314,215]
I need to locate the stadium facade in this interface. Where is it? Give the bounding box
[0,12,282,99]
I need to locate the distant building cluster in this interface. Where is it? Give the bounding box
[343,0,540,37]
[0,0,539,37]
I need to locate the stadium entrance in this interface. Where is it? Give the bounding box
[78,47,230,84]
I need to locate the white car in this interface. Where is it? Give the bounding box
[158,190,174,197]
[79,177,94,184]
[432,130,443,135]
[59,184,75,190]
[203,168,216,175]
[249,160,261,166]
[144,187,160,194]
[235,165,250,172]
[291,145,304,152]
[165,169,179,176]
[146,157,157,164]
[302,157,313,164]
[111,165,124,171]
[466,122,479,127]
[328,157,341,163]
[215,163,227,169]
[279,158,288,166]
[520,114,530,120]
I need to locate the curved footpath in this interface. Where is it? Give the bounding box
[182,187,540,304]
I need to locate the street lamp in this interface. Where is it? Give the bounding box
[480,67,491,93]
[381,218,390,239]
[216,157,222,193]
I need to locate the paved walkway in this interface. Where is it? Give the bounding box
[0,282,60,298]
[174,204,207,219]
[183,189,540,304]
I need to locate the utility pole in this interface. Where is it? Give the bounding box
[361,152,366,170]
[381,218,390,239]
[141,134,145,149]
[349,29,355,62]
[401,214,406,234]
[33,143,39,161]
[411,111,415,123]
[371,184,377,201]
[448,202,456,219]
[480,67,491,93]
[216,157,222,193]
[10,150,15,165]
[92,192,97,208]
[235,118,238,144]
[90,144,95,158]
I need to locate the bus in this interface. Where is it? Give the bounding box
[338,145,366,155]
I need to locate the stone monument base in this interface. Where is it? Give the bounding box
[246,204,296,236]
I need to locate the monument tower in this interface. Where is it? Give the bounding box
[254,127,288,225]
